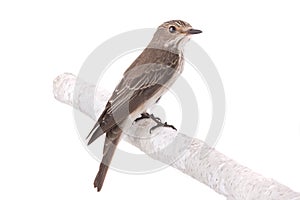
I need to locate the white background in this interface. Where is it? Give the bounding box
[1,0,300,199]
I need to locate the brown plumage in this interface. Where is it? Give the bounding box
[86,20,201,192]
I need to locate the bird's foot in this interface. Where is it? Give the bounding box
[134,112,161,123]
[150,121,177,134]
[134,113,176,133]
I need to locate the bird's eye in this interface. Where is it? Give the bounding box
[169,26,176,33]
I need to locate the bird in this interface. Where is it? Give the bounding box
[86,20,202,192]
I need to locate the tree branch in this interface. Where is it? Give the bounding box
[53,73,300,200]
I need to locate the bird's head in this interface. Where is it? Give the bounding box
[150,20,202,52]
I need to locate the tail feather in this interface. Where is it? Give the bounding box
[94,163,109,192]
[93,128,121,192]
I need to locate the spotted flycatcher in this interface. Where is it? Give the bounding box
[86,20,202,191]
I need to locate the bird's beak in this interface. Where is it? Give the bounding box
[187,29,202,35]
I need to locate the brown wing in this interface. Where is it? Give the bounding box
[87,48,180,145]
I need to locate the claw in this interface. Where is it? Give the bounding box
[149,122,177,134]
[163,122,177,131]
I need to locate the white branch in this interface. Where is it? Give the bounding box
[53,73,300,200]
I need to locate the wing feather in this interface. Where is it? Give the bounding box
[87,48,180,144]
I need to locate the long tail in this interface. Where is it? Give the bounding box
[94,127,121,192]
[94,163,109,192]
